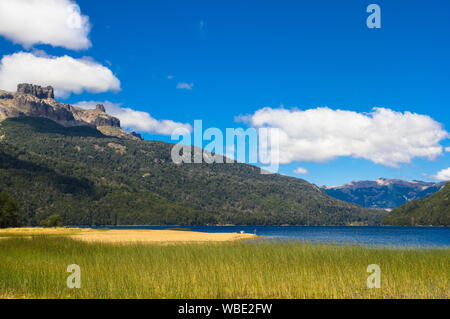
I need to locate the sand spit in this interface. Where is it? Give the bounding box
[0,228,257,243]
[71,229,256,243]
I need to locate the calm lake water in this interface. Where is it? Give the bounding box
[87,226,450,248]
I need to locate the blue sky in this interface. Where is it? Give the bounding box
[0,0,449,186]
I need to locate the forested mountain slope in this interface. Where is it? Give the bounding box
[0,117,385,226]
[383,182,449,226]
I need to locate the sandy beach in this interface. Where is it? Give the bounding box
[0,228,257,243]
[72,229,256,243]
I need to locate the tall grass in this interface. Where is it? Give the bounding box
[0,236,448,299]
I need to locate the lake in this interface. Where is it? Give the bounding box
[87,226,450,248]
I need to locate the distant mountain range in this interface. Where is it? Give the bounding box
[321,178,446,210]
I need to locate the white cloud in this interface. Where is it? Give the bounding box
[76,101,192,136]
[0,52,120,97]
[445,147,450,152]
[0,0,91,50]
[433,167,450,181]
[239,107,449,167]
[176,82,194,90]
[294,167,308,175]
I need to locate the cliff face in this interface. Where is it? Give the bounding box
[0,84,137,139]
[17,83,54,99]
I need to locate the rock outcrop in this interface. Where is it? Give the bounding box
[131,131,144,140]
[17,83,54,99]
[0,84,139,140]
[96,104,106,112]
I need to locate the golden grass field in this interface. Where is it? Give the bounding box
[0,228,448,299]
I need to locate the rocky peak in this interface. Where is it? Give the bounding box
[131,131,143,140]
[0,83,140,140]
[96,104,106,112]
[17,83,54,99]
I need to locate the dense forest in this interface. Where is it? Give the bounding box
[0,117,386,226]
[383,182,449,226]
[0,192,20,228]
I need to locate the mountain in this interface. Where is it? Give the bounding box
[382,182,449,226]
[0,85,385,226]
[0,83,141,141]
[321,178,446,210]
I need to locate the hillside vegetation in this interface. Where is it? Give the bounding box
[383,182,449,226]
[0,117,385,226]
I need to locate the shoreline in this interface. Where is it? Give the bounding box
[2,227,448,247]
[70,224,448,228]
[0,228,258,243]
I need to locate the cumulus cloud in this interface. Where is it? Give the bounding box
[0,0,91,50]
[433,167,450,181]
[76,101,192,136]
[294,167,308,175]
[445,147,450,152]
[0,52,120,97]
[239,107,449,167]
[176,82,194,90]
